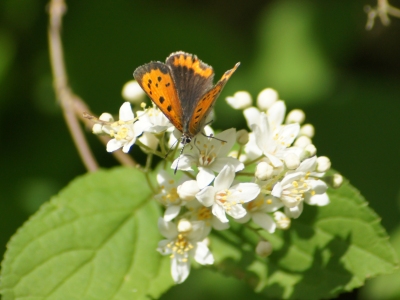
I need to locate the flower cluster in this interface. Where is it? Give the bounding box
[93,81,336,284]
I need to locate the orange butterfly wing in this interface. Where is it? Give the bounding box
[133,62,183,131]
[188,62,240,136]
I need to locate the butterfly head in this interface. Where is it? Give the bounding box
[181,134,192,145]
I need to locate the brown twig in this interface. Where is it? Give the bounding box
[47,0,137,170]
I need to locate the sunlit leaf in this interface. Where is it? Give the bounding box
[1,167,173,300]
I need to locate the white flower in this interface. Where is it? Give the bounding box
[136,105,173,134]
[226,91,252,109]
[251,112,301,167]
[236,193,282,233]
[102,102,145,153]
[157,218,214,284]
[154,171,192,221]
[172,128,244,188]
[185,199,229,231]
[271,157,329,218]
[196,165,260,223]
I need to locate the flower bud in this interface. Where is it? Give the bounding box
[255,162,273,181]
[257,88,278,110]
[92,124,104,134]
[304,144,317,157]
[236,129,249,145]
[294,136,312,148]
[300,123,315,138]
[256,241,273,257]
[122,80,146,104]
[284,153,300,170]
[177,218,192,233]
[178,180,200,201]
[274,211,291,230]
[286,109,305,124]
[317,156,331,172]
[99,112,114,122]
[226,91,252,110]
[333,173,343,188]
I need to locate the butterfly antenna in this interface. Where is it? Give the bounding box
[200,132,227,143]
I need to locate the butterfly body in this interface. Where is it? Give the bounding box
[133,51,240,145]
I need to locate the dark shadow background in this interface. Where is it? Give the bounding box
[1,0,399,299]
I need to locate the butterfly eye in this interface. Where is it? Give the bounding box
[181,136,192,145]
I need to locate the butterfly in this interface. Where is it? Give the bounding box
[133,51,240,146]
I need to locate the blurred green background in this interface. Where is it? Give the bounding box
[1,0,399,299]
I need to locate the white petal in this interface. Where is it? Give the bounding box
[158,217,178,239]
[215,128,236,155]
[296,156,317,172]
[139,132,159,150]
[212,203,229,223]
[264,197,284,212]
[214,165,235,191]
[279,123,300,145]
[194,242,214,265]
[265,152,283,168]
[267,100,286,126]
[196,186,216,207]
[210,157,244,173]
[252,212,276,233]
[306,193,330,206]
[171,257,190,284]
[243,106,261,128]
[132,120,146,135]
[226,204,247,219]
[171,154,195,171]
[177,180,200,201]
[309,179,328,194]
[228,183,260,203]
[164,205,181,222]
[119,102,134,121]
[197,168,215,189]
[156,170,170,185]
[271,182,283,198]
[106,139,123,152]
[122,138,135,153]
[285,202,303,219]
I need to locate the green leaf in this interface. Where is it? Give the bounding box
[211,178,398,300]
[360,224,400,300]
[1,167,173,300]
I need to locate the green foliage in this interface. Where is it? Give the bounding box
[360,224,400,300]
[1,168,397,299]
[203,177,398,299]
[1,168,172,300]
